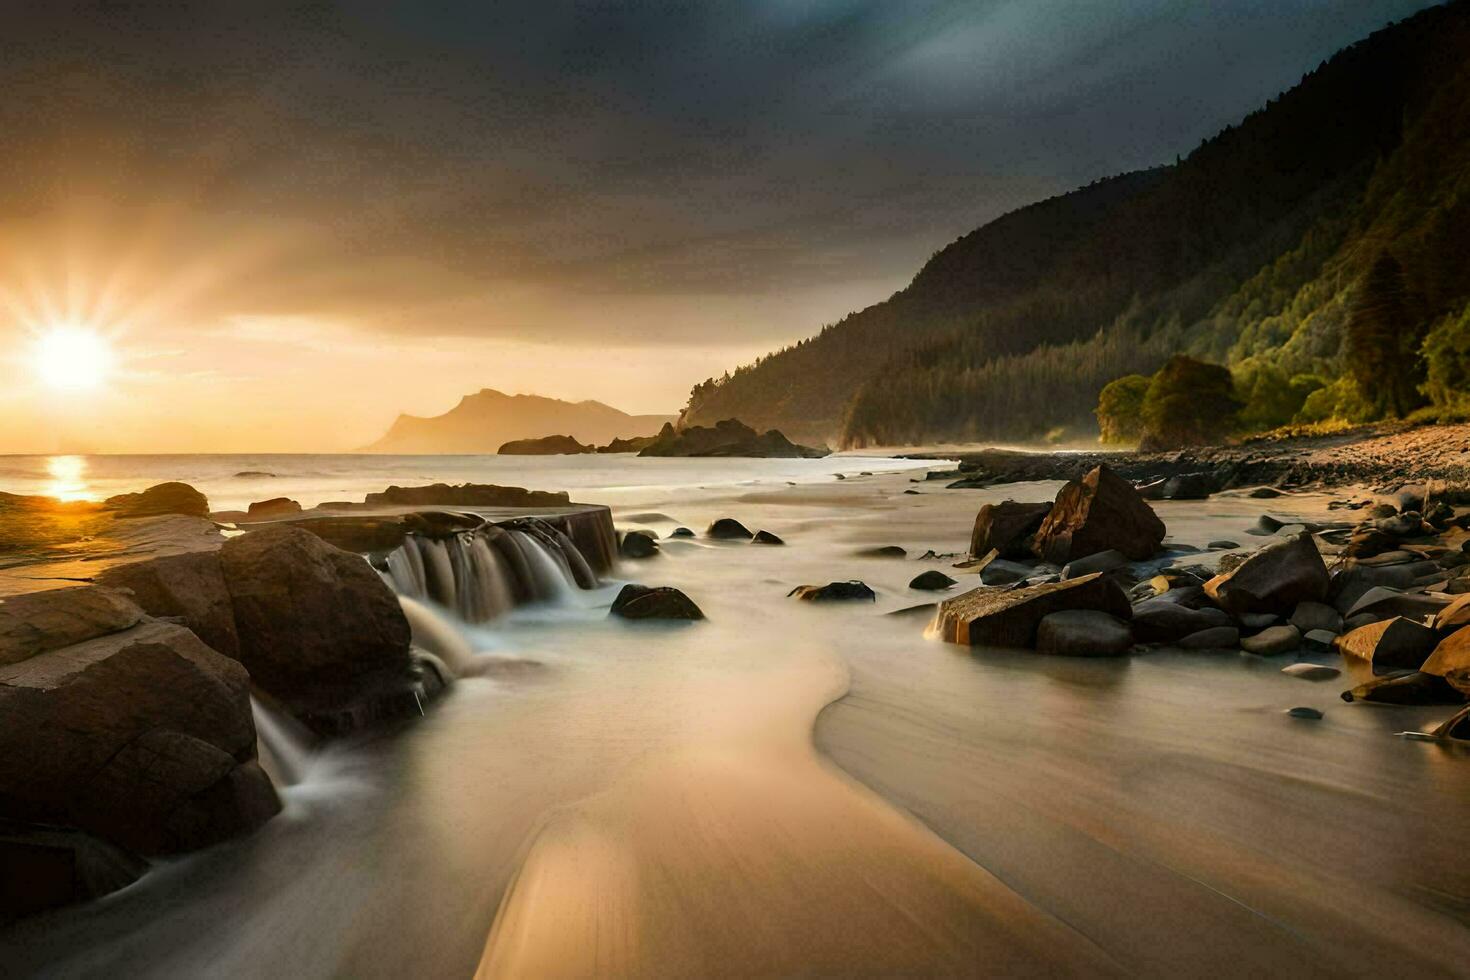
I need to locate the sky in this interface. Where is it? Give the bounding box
[0,0,1438,453]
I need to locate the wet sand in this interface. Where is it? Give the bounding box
[4,468,1468,977]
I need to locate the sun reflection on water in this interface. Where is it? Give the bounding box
[45,455,94,502]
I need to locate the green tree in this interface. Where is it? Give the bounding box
[1344,252,1422,417]
[1421,300,1470,409]
[1140,355,1242,448]
[1235,365,1326,432]
[1094,374,1150,444]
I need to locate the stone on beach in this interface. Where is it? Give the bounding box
[979,558,1036,585]
[707,518,754,540]
[788,581,877,602]
[1288,601,1343,635]
[969,501,1051,560]
[1175,625,1241,649]
[1421,628,1470,695]
[1302,629,1339,653]
[0,586,143,665]
[0,615,280,856]
[1341,670,1466,705]
[1240,624,1302,655]
[246,497,303,520]
[620,531,660,559]
[909,570,957,591]
[219,526,414,732]
[1035,610,1133,656]
[1061,549,1126,580]
[1130,597,1232,643]
[1204,532,1328,614]
[1335,617,1438,670]
[752,530,785,545]
[609,584,704,621]
[1286,706,1324,719]
[932,572,1130,648]
[856,545,906,559]
[1282,662,1340,680]
[1033,465,1165,564]
[103,482,210,519]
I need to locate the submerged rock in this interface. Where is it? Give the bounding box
[619,530,660,559]
[909,570,957,591]
[0,616,280,856]
[1033,465,1165,564]
[933,573,1130,648]
[1204,532,1328,614]
[856,545,907,559]
[707,518,754,540]
[1035,610,1133,656]
[1282,662,1340,680]
[970,501,1051,560]
[609,584,704,620]
[752,530,785,545]
[670,527,695,538]
[788,581,877,602]
[1286,706,1324,720]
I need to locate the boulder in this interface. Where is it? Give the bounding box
[1203,532,1328,614]
[246,497,303,520]
[707,518,754,540]
[1160,473,1215,500]
[856,545,906,559]
[933,573,1130,648]
[1335,617,1438,670]
[980,559,1036,586]
[1282,662,1340,680]
[95,551,240,658]
[1131,598,1232,643]
[0,822,149,922]
[970,501,1051,560]
[619,531,660,559]
[1248,487,1285,499]
[1421,629,1470,695]
[1176,626,1241,649]
[1288,601,1343,636]
[1302,630,1339,653]
[1061,549,1126,580]
[0,619,280,856]
[1432,593,1470,631]
[609,584,704,621]
[103,482,209,519]
[1240,625,1302,656]
[670,527,695,538]
[0,586,142,666]
[1344,587,1448,622]
[752,530,785,546]
[1033,465,1165,564]
[909,570,957,591]
[1035,610,1133,657]
[218,527,413,731]
[788,581,876,602]
[1341,671,1466,705]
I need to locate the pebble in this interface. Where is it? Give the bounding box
[1282,662,1340,681]
[1286,706,1324,720]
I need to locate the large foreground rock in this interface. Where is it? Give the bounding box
[1204,532,1329,614]
[0,586,141,665]
[0,822,148,922]
[1033,465,1165,564]
[970,501,1051,560]
[1422,628,1470,695]
[933,573,1130,647]
[0,616,280,856]
[95,551,240,658]
[1336,617,1438,670]
[219,526,413,731]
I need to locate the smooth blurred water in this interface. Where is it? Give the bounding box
[0,452,931,511]
[2,467,1467,977]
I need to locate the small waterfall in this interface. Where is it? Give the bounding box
[376,520,594,624]
[252,696,313,787]
[398,595,479,678]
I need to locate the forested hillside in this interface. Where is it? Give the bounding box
[679,1,1470,448]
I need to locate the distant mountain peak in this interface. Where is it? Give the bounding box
[364,389,674,453]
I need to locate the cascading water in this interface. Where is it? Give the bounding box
[377,521,594,625]
[398,595,480,678]
[252,696,314,787]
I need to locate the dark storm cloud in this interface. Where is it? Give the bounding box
[0,0,1439,343]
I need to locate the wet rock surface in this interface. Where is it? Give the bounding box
[609,584,705,620]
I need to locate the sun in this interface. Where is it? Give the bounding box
[32,325,114,391]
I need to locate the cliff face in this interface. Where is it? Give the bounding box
[678,1,1470,447]
[364,389,673,454]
